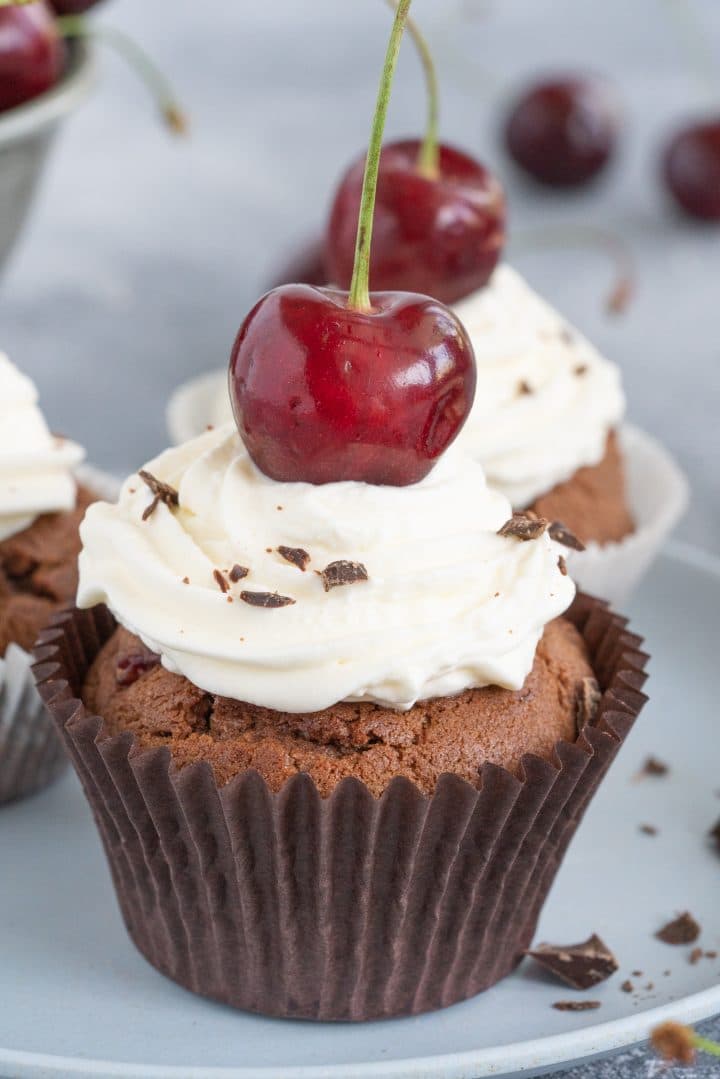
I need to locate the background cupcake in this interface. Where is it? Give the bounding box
[0,352,89,803]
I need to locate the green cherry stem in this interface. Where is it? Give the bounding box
[694,1035,720,1057]
[385,0,440,178]
[348,0,413,313]
[56,15,187,134]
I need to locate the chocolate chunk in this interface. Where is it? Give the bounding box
[229,564,249,582]
[620,979,634,993]
[548,520,586,552]
[518,379,533,395]
[213,569,229,594]
[656,912,701,945]
[278,546,311,572]
[182,576,190,585]
[497,512,548,542]
[632,970,643,977]
[558,554,568,576]
[706,950,717,959]
[574,364,588,376]
[527,933,618,990]
[640,824,658,836]
[576,677,601,730]
[552,1000,601,1012]
[709,818,720,852]
[116,650,160,687]
[320,560,369,592]
[689,947,703,965]
[139,470,179,521]
[240,591,296,608]
[642,756,669,777]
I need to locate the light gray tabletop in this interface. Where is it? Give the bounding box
[0,0,718,1074]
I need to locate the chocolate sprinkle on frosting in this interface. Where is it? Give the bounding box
[240,590,296,608]
[278,546,311,572]
[576,677,601,730]
[321,560,369,592]
[552,1001,601,1012]
[656,912,701,946]
[642,756,669,777]
[518,379,533,395]
[548,520,586,552]
[640,824,658,836]
[528,933,618,990]
[558,555,568,576]
[497,512,548,542]
[229,564,249,582]
[574,364,588,376]
[139,470,179,521]
[213,569,229,594]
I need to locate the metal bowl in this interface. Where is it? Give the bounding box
[0,39,94,274]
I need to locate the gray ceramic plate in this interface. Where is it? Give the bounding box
[0,543,718,1078]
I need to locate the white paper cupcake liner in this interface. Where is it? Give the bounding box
[565,425,689,607]
[0,464,120,805]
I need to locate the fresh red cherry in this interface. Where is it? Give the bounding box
[229,284,475,486]
[325,139,505,304]
[0,2,63,114]
[268,239,328,290]
[663,120,720,221]
[505,75,618,188]
[50,0,104,13]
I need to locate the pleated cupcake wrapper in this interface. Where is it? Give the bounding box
[0,465,119,806]
[0,643,67,804]
[566,425,689,607]
[34,596,648,1021]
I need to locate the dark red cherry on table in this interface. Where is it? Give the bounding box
[663,120,720,222]
[229,284,476,486]
[505,75,618,188]
[325,140,506,304]
[0,2,64,114]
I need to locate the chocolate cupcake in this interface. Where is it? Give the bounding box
[0,353,92,803]
[36,423,648,1019]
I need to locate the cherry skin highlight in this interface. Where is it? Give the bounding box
[229,284,476,486]
[325,139,505,304]
[505,76,618,188]
[0,2,64,114]
[663,120,720,222]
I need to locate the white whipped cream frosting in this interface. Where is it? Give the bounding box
[453,265,625,506]
[174,265,625,509]
[78,423,575,714]
[0,354,85,542]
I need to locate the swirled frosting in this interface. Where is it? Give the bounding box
[0,354,84,542]
[78,423,575,713]
[453,265,625,506]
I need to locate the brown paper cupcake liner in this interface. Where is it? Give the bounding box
[0,643,68,804]
[33,595,648,1021]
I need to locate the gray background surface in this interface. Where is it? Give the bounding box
[1,0,718,1074]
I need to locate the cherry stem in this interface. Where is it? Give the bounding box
[385,0,439,178]
[694,1035,720,1058]
[661,0,718,103]
[56,15,187,135]
[348,0,412,312]
[508,225,635,316]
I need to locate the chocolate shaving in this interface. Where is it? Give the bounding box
[558,555,568,576]
[656,912,701,946]
[706,950,717,959]
[240,590,296,608]
[497,512,548,542]
[574,364,588,376]
[642,756,669,777]
[576,677,601,730]
[632,970,643,977]
[213,569,229,594]
[552,1000,601,1012]
[528,933,618,990]
[139,470,179,521]
[278,546,311,572]
[517,379,533,396]
[548,520,586,552]
[689,947,703,965]
[709,818,720,852]
[620,979,634,993]
[321,560,369,592]
[229,564,249,582]
[639,824,658,836]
